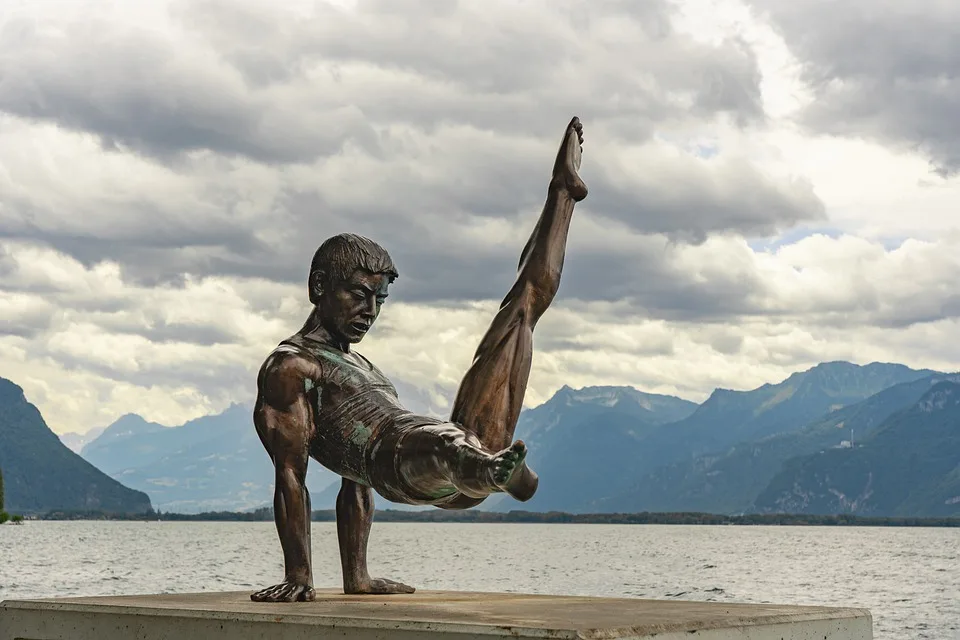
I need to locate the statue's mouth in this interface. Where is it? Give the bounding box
[350,321,371,334]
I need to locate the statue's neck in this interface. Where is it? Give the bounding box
[299,308,350,353]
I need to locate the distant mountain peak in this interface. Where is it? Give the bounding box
[546,385,696,414]
[562,385,631,407]
[88,414,170,451]
[0,377,25,401]
[103,413,166,433]
[58,426,106,454]
[916,381,960,413]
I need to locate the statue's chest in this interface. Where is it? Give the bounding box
[310,347,395,396]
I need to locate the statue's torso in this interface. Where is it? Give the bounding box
[275,335,440,486]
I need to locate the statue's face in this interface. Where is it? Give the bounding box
[318,269,391,344]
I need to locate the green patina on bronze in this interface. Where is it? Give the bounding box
[349,421,373,446]
[427,486,459,499]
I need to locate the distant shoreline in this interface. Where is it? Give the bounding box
[32,508,960,527]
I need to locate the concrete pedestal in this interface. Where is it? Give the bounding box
[1,590,872,639]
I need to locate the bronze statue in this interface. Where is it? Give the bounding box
[251,117,588,602]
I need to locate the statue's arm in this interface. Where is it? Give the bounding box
[255,353,320,591]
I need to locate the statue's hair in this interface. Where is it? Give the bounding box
[309,233,398,304]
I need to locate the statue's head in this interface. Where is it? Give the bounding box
[308,234,399,344]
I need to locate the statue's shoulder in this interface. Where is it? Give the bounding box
[261,342,316,374]
[270,334,366,377]
[281,335,353,369]
[257,342,324,407]
[262,337,326,381]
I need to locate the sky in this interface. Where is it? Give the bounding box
[2,0,960,435]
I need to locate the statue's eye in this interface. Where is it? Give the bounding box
[351,290,365,300]
[377,296,387,305]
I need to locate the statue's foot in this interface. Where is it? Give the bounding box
[345,577,416,595]
[552,116,588,202]
[251,580,316,603]
[488,440,537,501]
[451,439,537,500]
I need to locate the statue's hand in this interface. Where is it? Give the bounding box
[345,576,416,595]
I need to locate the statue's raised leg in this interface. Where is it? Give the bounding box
[441,117,588,507]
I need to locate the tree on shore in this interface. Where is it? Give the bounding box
[0,466,8,523]
[0,467,17,523]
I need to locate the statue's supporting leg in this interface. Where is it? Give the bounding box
[337,478,415,594]
[451,117,587,452]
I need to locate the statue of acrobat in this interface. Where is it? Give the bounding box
[251,117,588,602]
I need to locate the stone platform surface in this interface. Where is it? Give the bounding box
[1,589,872,640]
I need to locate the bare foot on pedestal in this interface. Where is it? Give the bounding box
[344,576,416,595]
[251,580,316,603]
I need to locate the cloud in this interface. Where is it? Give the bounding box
[750,0,960,175]
[587,144,823,242]
[0,0,823,291]
[3,229,960,432]
[0,0,767,160]
[1,0,957,435]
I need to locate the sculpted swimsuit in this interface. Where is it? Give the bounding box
[277,335,459,505]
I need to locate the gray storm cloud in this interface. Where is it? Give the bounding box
[0,0,824,312]
[2,0,959,433]
[750,0,960,175]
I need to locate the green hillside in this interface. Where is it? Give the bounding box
[598,373,957,514]
[633,362,939,473]
[508,385,699,512]
[0,377,152,515]
[755,381,960,517]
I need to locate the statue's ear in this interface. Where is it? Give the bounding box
[309,269,326,303]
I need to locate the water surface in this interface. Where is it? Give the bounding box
[2,522,957,639]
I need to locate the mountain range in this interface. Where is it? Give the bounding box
[754,380,960,516]
[80,404,338,513]
[595,372,960,515]
[2,360,957,517]
[504,361,940,514]
[507,385,699,512]
[0,377,151,515]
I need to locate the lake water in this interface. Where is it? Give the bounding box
[1,522,957,639]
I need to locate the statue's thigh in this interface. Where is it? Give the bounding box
[452,303,534,450]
